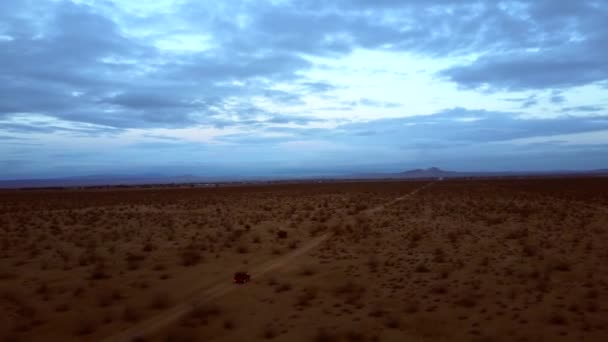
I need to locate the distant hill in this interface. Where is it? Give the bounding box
[398,167,458,178]
[348,167,608,180]
[1,167,607,189]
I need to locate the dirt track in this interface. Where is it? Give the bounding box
[103,182,434,342]
[102,232,332,342]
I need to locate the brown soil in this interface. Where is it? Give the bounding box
[1,178,607,341]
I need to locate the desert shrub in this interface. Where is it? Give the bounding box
[403,300,420,314]
[414,263,430,273]
[548,312,568,326]
[97,290,114,307]
[297,266,316,277]
[384,315,401,329]
[165,329,196,342]
[122,305,140,322]
[314,328,339,342]
[275,283,292,293]
[295,287,318,306]
[521,241,537,257]
[181,303,221,327]
[74,317,96,335]
[90,262,111,280]
[180,250,202,266]
[430,283,449,295]
[454,294,477,308]
[277,230,288,239]
[344,330,366,342]
[142,242,156,252]
[150,292,171,310]
[262,326,277,339]
[55,302,71,312]
[545,257,571,272]
[505,227,528,240]
[267,277,278,286]
[223,319,235,330]
[367,256,379,273]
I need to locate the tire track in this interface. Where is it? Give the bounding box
[103,181,433,342]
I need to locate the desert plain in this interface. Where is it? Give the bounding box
[1,177,607,341]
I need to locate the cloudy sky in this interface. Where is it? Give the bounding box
[1,0,608,179]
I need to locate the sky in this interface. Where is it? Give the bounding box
[1,0,608,179]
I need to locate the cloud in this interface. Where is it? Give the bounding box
[2,0,608,178]
[560,105,605,113]
[439,1,608,91]
[0,1,330,130]
[3,0,607,132]
[336,108,608,144]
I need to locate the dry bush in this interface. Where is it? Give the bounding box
[521,240,538,257]
[74,317,97,336]
[125,252,146,270]
[181,303,221,327]
[55,302,71,312]
[261,326,278,339]
[267,277,278,286]
[277,230,288,239]
[97,290,115,307]
[414,263,430,273]
[333,281,366,306]
[180,250,202,267]
[547,311,568,326]
[367,256,379,273]
[314,328,339,342]
[504,227,528,240]
[288,240,300,249]
[150,292,171,310]
[142,242,156,252]
[223,319,235,330]
[275,283,292,293]
[297,266,316,277]
[90,262,111,280]
[403,299,420,314]
[545,256,571,272]
[454,293,478,308]
[384,314,401,329]
[295,286,318,306]
[165,329,197,342]
[236,245,249,254]
[122,305,140,323]
[0,267,16,280]
[430,282,449,295]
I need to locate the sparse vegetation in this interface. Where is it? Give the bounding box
[1,178,607,341]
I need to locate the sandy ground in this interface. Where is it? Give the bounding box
[1,178,607,342]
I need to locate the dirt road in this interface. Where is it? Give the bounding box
[103,182,433,342]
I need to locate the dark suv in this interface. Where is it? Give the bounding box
[233,272,251,284]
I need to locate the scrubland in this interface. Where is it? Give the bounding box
[1,178,607,341]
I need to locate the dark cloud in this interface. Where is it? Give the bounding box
[337,108,608,143]
[439,1,608,91]
[560,105,605,113]
[1,0,607,146]
[0,1,334,130]
[504,95,538,108]
[550,91,566,104]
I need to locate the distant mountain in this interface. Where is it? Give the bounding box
[398,167,458,178]
[0,174,223,189]
[348,167,608,180]
[1,167,607,189]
